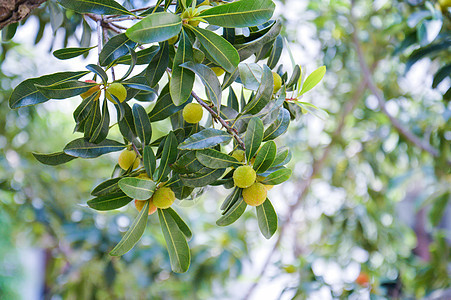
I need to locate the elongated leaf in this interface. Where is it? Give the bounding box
[36,80,97,99]
[256,198,277,239]
[32,152,77,166]
[146,42,169,87]
[9,71,89,108]
[180,167,225,187]
[86,64,108,85]
[63,138,125,158]
[110,201,149,256]
[196,149,242,169]
[170,30,195,105]
[261,167,292,185]
[245,117,264,161]
[118,177,156,200]
[89,99,110,143]
[227,86,239,111]
[116,46,159,65]
[53,46,96,60]
[222,67,239,90]
[99,33,137,66]
[198,0,275,28]
[158,208,191,273]
[156,131,178,182]
[171,151,204,174]
[178,128,232,150]
[87,192,132,211]
[143,146,156,178]
[132,104,152,146]
[220,186,241,211]
[239,63,262,91]
[148,92,189,122]
[91,177,121,196]
[166,208,192,240]
[119,45,137,81]
[253,141,276,173]
[263,108,290,141]
[216,197,246,226]
[180,62,222,110]
[118,102,137,142]
[299,66,326,95]
[84,99,101,139]
[58,0,131,15]
[268,35,283,69]
[432,64,451,88]
[271,148,291,167]
[189,26,239,73]
[243,65,273,115]
[126,12,182,44]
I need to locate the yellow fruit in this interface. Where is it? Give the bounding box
[233,165,256,188]
[439,0,451,9]
[80,80,101,101]
[106,83,127,103]
[138,173,150,180]
[211,67,225,76]
[265,185,274,190]
[242,182,267,206]
[231,150,245,162]
[272,72,282,93]
[134,199,157,215]
[152,187,175,209]
[188,20,200,27]
[118,149,140,170]
[182,102,203,123]
[168,35,179,45]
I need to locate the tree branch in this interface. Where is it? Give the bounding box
[0,0,46,29]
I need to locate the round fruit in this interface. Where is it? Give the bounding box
[211,67,225,76]
[80,80,101,101]
[118,149,140,170]
[134,199,158,215]
[231,150,245,162]
[233,165,256,188]
[182,103,203,124]
[356,272,370,286]
[106,82,127,103]
[152,187,175,209]
[272,72,282,93]
[265,185,274,190]
[168,35,179,45]
[242,182,267,206]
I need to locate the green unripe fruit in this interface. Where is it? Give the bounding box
[182,103,203,123]
[134,199,157,215]
[118,149,140,170]
[272,72,282,93]
[211,67,225,76]
[152,187,176,209]
[168,35,179,45]
[233,165,256,188]
[188,20,200,27]
[231,150,245,162]
[80,80,101,101]
[106,83,127,103]
[242,182,267,206]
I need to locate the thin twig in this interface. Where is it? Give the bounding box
[96,20,102,63]
[191,91,246,150]
[103,16,143,23]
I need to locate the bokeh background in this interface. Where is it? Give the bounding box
[0,0,450,299]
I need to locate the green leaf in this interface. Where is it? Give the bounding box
[122,76,156,93]
[36,80,97,99]
[91,178,121,196]
[32,152,77,166]
[132,104,152,146]
[198,0,275,28]
[238,63,262,91]
[261,167,292,185]
[299,66,326,95]
[118,177,156,200]
[429,192,450,227]
[180,62,222,110]
[180,167,225,187]
[118,102,137,142]
[119,45,137,81]
[256,198,277,239]
[53,46,96,60]
[99,33,137,67]
[166,208,192,241]
[116,45,159,65]
[263,108,290,141]
[126,12,182,44]
[146,42,169,87]
[170,30,195,106]
[58,0,132,15]
[171,151,204,174]
[158,208,191,273]
[87,192,132,211]
[188,26,239,73]
[245,117,264,161]
[243,65,273,115]
[143,146,156,179]
[110,201,149,256]
[220,186,241,211]
[84,99,101,139]
[63,138,125,158]
[156,131,178,182]
[253,141,276,173]
[196,149,242,169]
[216,197,246,226]
[148,92,189,122]
[267,35,283,69]
[271,148,291,167]
[89,99,110,143]
[295,101,328,120]
[227,86,239,111]
[9,71,89,108]
[178,128,232,150]
[86,64,108,85]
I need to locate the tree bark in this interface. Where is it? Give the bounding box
[0,0,47,30]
